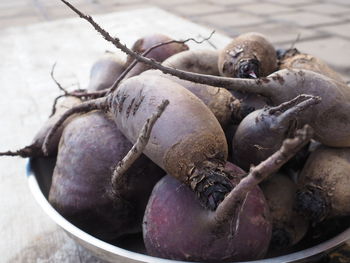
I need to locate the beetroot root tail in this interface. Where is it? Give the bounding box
[0,145,41,158]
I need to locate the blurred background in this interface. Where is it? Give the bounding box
[2,0,350,81]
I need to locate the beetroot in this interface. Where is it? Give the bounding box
[113,75,235,210]
[162,49,220,76]
[296,145,350,223]
[218,32,277,79]
[232,95,320,171]
[278,48,345,83]
[260,174,309,249]
[49,111,164,241]
[143,163,272,262]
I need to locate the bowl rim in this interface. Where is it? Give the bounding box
[26,159,350,263]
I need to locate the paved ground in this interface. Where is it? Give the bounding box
[1,0,350,80]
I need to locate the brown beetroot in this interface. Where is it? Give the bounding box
[296,145,350,223]
[279,48,345,83]
[49,111,164,241]
[87,52,125,91]
[218,32,277,79]
[162,49,220,76]
[124,33,188,78]
[260,174,309,250]
[232,95,320,171]
[112,74,232,210]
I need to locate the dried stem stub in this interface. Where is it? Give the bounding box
[213,125,313,224]
[110,99,169,198]
[0,146,40,158]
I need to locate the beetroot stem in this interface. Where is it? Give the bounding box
[211,125,313,225]
[0,145,39,158]
[269,94,318,114]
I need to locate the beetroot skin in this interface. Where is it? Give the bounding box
[143,163,271,262]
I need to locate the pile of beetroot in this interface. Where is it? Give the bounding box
[3,1,350,262]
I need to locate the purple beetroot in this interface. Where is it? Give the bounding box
[143,162,271,262]
[232,94,320,171]
[49,111,164,241]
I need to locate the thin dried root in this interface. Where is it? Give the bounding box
[50,63,82,116]
[67,89,107,101]
[0,145,41,158]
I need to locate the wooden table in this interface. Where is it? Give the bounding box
[0,7,230,262]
